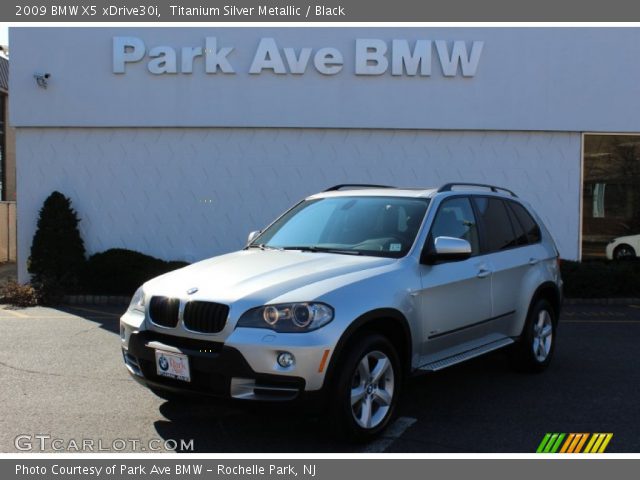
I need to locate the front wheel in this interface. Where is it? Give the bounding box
[332,334,401,441]
[511,299,556,373]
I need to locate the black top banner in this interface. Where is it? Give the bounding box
[5,0,640,22]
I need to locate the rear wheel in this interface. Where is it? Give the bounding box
[511,298,556,373]
[332,333,401,441]
[614,244,636,260]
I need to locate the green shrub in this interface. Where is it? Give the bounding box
[561,259,640,298]
[81,249,189,296]
[28,191,86,301]
[0,281,40,307]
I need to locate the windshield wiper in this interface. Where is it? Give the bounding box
[246,244,282,251]
[280,246,362,255]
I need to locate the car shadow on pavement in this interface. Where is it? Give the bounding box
[147,317,640,453]
[153,398,354,452]
[56,305,124,335]
[151,350,517,453]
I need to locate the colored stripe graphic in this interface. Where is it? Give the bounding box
[584,433,614,453]
[591,433,606,452]
[559,433,575,453]
[549,433,565,453]
[536,433,552,453]
[537,433,613,453]
[598,434,613,453]
[584,434,599,453]
[574,433,589,453]
[544,433,559,453]
[567,433,583,453]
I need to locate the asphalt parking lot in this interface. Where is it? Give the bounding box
[0,303,639,453]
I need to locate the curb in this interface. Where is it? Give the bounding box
[564,298,640,305]
[63,295,130,306]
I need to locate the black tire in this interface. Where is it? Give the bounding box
[331,333,402,442]
[511,298,557,373]
[614,244,636,261]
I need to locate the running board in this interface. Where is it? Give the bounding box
[418,338,514,372]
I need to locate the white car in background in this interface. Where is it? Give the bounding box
[606,234,640,260]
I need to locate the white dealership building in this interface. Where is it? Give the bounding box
[10,27,640,280]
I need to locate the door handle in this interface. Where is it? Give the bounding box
[477,268,492,279]
[529,258,539,266]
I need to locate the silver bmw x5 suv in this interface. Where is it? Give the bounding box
[120,183,562,439]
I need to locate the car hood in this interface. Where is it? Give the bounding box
[144,249,396,305]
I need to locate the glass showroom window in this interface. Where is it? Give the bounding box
[582,134,640,259]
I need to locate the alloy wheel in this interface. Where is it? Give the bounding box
[350,350,395,429]
[532,310,553,362]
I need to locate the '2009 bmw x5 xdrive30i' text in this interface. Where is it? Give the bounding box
[120,183,562,440]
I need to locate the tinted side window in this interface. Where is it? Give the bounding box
[509,202,542,244]
[430,197,480,255]
[473,197,518,253]
[505,202,528,246]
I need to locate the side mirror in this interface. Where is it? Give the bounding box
[247,230,261,244]
[421,236,472,265]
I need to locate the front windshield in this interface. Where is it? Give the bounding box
[250,196,430,258]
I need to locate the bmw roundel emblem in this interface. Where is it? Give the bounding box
[187,287,198,295]
[158,355,169,371]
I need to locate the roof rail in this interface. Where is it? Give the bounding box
[324,184,395,192]
[437,183,518,197]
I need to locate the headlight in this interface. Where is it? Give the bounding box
[128,287,146,314]
[237,302,334,332]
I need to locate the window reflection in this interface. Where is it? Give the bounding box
[583,135,640,260]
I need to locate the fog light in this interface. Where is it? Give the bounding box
[277,352,295,368]
[120,324,126,340]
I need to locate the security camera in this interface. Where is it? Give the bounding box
[34,73,51,89]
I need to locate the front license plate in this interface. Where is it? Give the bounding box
[155,350,191,382]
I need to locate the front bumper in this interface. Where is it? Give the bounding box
[605,242,616,260]
[123,329,312,401]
